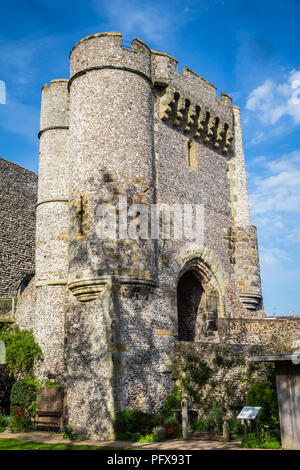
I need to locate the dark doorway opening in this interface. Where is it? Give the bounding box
[177,270,203,341]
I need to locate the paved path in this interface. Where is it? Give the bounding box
[0,430,244,450]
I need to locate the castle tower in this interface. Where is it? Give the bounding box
[14,32,267,440]
[229,106,263,313]
[64,33,159,438]
[34,80,69,381]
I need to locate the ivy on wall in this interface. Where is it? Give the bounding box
[180,355,212,403]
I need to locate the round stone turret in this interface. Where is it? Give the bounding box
[68,32,156,298]
[35,79,69,381]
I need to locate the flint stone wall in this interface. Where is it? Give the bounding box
[174,341,269,414]
[0,158,37,298]
[219,317,300,350]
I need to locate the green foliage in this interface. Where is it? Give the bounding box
[163,417,180,439]
[247,380,279,429]
[180,356,212,403]
[241,432,281,449]
[164,416,179,425]
[10,378,36,409]
[24,374,41,388]
[0,412,8,432]
[10,407,34,432]
[113,408,161,441]
[207,407,224,432]
[114,431,133,441]
[62,424,79,441]
[138,433,158,443]
[9,375,37,432]
[0,327,43,375]
[213,354,245,368]
[191,407,225,432]
[192,419,210,432]
[44,380,63,389]
[160,385,181,418]
[0,323,10,334]
[153,425,166,441]
[0,365,14,413]
[228,417,244,438]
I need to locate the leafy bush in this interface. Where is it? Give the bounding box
[191,407,225,432]
[206,407,224,432]
[191,419,210,432]
[10,378,36,409]
[113,408,161,440]
[153,425,166,441]
[241,432,281,449]
[10,406,33,431]
[160,385,181,418]
[0,412,8,432]
[163,416,180,439]
[228,417,244,438]
[0,365,14,413]
[138,433,158,443]
[247,379,279,430]
[114,431,133,441]
[9,377,37,431]
[0,327,43,375]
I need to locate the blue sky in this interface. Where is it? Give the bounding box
[0,0,300,316]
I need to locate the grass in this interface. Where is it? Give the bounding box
[0,438,122,450]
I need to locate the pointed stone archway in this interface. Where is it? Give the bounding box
[177,270,203,341]
[176,255,225,341]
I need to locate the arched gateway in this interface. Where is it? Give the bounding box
[176,257,222,341]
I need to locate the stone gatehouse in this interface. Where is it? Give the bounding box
[2,32,298,439]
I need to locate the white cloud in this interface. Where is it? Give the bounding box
[92,0,183,44]
[246,70,300,125]
[250,151,300,216]
[259,246,289,265]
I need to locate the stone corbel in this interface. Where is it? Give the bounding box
[222,124,233,153]
[68,276,110,302]
[204,112,215,143]
[193,106,205,138]
[172,95,186,126]
[158,87,233,154]
[239,292,262,311]
[183,102,196,132]
[159,86,175,121]
[213,118,224,149]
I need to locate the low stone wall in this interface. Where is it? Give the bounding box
[218,317,300,351]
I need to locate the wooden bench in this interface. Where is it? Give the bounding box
[35,388,63,431]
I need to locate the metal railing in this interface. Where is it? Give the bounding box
[122,40,132,50]
[0,298,17,320]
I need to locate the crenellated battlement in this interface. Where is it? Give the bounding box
[157,84,233,154]
[151,50,232,111]
[69,32,152,83]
